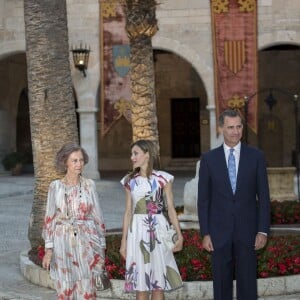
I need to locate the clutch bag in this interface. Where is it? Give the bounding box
[95,270,111,291]
[160,225,178,250]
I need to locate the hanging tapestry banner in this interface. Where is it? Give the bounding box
[210,0,258,133]
[100,0,131,136]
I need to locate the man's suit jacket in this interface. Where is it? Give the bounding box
[197,143,270,248]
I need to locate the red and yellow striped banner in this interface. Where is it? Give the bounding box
[211,0,258,133]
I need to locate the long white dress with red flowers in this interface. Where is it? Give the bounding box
[42,176,106,300]
[120,170,183,293]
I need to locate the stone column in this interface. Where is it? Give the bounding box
[207,104,223,149]
[77,107,100,180]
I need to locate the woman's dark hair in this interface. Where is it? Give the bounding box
[127,139,160,180]
[55,142,89,173]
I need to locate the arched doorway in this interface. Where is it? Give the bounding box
[255,44,300,168]
[0,52,28,171]
[153,49,209,167]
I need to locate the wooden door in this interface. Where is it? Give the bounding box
[171,98,200,158]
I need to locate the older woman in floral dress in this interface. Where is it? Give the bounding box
[42,142,106,299]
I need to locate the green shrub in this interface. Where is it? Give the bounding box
[2,152,26,170]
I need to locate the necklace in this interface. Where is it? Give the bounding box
[64,175,80,186]
[64,176,82,218]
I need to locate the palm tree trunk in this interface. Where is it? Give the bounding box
[24,0,78,251]
[130,37,158,141]
[124,0,160,151]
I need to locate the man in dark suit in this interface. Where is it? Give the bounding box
[197,109,270,300]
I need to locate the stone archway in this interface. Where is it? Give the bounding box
[151,36,224,149]
[256,44,300,168]
[0,42,26,60]
[153,49,209,166]
[0,52,28,166]
[152,36,214,106]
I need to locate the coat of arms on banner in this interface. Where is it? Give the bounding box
[113,45,130,77]
[224,40,245,74]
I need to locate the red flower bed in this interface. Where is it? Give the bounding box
[271,201,300,224]
[105,231,300,281]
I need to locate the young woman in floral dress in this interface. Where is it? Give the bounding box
[120,140,183,300]
[42,142,106,299]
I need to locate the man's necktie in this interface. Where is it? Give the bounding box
[228,148,236,193]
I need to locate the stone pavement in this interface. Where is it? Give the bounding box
[0,171,300,299]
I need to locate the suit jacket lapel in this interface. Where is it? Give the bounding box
[217,145,233,194]
[236,143,246,192]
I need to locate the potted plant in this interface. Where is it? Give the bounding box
[2,152,25,175]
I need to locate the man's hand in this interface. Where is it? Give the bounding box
[255,233,267,250]
[202,235,214,252]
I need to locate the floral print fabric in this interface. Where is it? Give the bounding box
[42,177,106,299]
[120,170,183,293]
